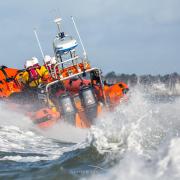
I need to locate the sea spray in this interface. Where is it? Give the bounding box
[0,85,180,179]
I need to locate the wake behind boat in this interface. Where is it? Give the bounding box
[0,17,129,128]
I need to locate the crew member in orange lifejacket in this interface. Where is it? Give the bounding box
[103,81,129,107]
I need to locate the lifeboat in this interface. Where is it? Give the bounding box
[25,65,128,129]
[0,17,129,129]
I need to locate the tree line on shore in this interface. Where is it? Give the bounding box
[104,71,180,87]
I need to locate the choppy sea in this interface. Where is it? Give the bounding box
[0,85,180,180]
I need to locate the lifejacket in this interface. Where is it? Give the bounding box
[28,68,40,81]
[39,65,51,82]
[26,67,41,87]
[22,66,49,88]
[45,64,59,79]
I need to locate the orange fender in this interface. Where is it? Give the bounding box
[29,108,60,128]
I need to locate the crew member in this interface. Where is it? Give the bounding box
[44,55,59,78]
[22,58,49,88]
[44,55,52,72]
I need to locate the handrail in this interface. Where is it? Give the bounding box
[46,67,99,93]
[54,56,79,70]
[59,55,79,65]
[53,56,79,79]
[45,79,60,93]
[45,68,98,103]
[45,67,107,107]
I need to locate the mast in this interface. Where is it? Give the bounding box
[71,16,87,59]
[33,29,45,63]
[54,17,62,35]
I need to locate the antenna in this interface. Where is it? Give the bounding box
[71,16,87,59]
[54,17,62,34]
[33,29,45,61]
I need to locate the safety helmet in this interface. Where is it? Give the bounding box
[51,57,57,64]
[32,57,39,66]
[25,60,33,69]
[44,55,51,64]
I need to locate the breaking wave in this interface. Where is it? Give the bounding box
[86,87,180,180]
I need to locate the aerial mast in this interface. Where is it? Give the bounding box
[54,17,62,36]
[33,28,45,63]
[71,16,87,60]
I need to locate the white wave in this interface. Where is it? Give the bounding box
[87,137,180,180]
[0,103,89,162]
[157,137,180,178]
[0,124,88,162]
[36,121,89,143]
[87,88,166,154]
[1,85,180,170]
[85,87,180,179]
[0,103,33,129]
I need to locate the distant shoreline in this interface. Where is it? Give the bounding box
[105,71,180,86]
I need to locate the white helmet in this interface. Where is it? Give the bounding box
[50,57,57,64]
[25,60,33,69]
[32,57,39,65]
[44,55,51,64]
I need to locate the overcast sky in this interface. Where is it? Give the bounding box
[0,0,180,74]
